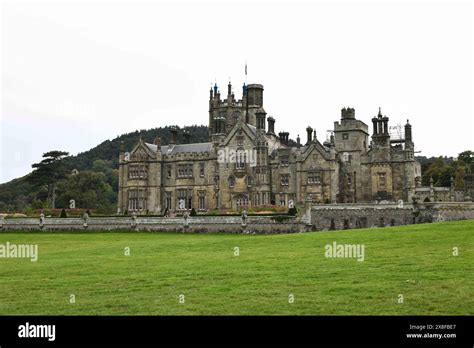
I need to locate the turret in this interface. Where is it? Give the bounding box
[405,119,412,144]
[246,84,263,107]
[341,107,355,119]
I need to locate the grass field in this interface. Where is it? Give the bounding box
[0,221,473,315]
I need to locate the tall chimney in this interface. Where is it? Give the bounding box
[306,126,313,144]
[267,116,275,135]
[183,129,190,144]
[170,126,177,144]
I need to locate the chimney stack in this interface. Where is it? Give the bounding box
[183,129,190,144]
[279,132,289,145]
[170,126,177,144]
[306,126,313,144]
[267,116,275,135]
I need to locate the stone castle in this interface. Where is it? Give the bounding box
[117,81,422,214]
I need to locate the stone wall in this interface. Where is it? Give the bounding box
[309,202,474,231]
[0,215,307,234]
[1,202,472,233]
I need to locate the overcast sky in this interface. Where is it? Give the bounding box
[1,0,473,184]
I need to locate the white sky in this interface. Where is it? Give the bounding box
[1,0,473,184]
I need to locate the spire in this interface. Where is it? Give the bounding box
[378,107,382,117]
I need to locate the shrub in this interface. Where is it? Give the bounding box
[288,206,297,216]
[60,208,68,218]
[190,208,197,216]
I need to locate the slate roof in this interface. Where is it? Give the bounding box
[145,142,213,155]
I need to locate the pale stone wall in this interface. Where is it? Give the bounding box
[1,203,472,233]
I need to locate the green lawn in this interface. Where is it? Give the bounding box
[0,221,473,315]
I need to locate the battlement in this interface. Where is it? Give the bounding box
[214,99,244,108]
[341,107,355,119]
[334,119,369,134]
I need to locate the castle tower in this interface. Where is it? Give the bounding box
[245,84,264,127]
[333,107,369,203]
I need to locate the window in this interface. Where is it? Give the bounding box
[246,176,253,187]
[378,172,386,190]
[198,192,206,211]
[254,192,260,206]
[280,174,289,186]
[177,163,193,178]
[177,189,193,210]
[167,165,171,179]
[228,175,235,187]
[165,192,172,210]
[129,165,147,179]
[343,133,349,140]
[199,162,205,177]
[237,136,244,146]
[308,172,321,185]
[128,188,147,211]
[280,156,289,166]
[235,195,249,208]
[236,151,246,169]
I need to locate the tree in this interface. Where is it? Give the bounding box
[458,150,473,165]
[56,171,115,213]
[29,151,70,209]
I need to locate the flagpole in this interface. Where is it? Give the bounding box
[245,60,249,124]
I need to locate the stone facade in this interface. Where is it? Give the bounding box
[118,81,422,215]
